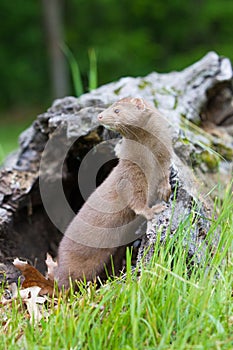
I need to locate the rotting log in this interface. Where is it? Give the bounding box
[0,51,232,283]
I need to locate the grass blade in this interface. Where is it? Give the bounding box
[88,48,98,91]
[61,43,84,96]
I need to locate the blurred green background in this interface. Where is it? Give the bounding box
[0,0,233,162]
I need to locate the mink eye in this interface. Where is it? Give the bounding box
[114,109,120,114]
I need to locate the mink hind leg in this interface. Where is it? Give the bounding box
[55,237,124,289]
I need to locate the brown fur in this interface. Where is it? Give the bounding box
[55,97,173,289]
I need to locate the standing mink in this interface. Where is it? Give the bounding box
[55,97,173,289]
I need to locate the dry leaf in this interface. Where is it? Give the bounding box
[45,253,57,280]
[1,284,47,324]
[13,258,55,296]
[20,286,44,322]
[1,257,59,328]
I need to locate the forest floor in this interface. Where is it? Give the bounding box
[0,187,232,349]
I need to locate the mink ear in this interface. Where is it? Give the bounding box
[118,97,131,103]
[131,98,146,110]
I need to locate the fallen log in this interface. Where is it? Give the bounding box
[0,51,232,283]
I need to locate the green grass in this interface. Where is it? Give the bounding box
[1,187,232,349]
[62,44,98,97]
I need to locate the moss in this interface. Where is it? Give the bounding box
[200,150,220,172]
[179,137,190,145]
[138,80,152,90]
[190,148,220,172]
[114,86,123,95]
[189,151,201,168]
[153,98,159,108]
[171,87,182,95]
[173,96,178,110]
[213,143,233,161]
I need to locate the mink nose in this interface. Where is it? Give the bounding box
[98,114,103,120]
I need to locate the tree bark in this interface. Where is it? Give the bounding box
[41,0,69,98]
[0,52,232,283]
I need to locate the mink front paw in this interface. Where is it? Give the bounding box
[136,203,166,221]
[157,180,171,202]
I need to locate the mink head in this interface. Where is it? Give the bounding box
[98,97,153,135]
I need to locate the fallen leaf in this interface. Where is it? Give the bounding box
[45,253,57,280]
[20,286,44,322]
[13,258,55,296]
